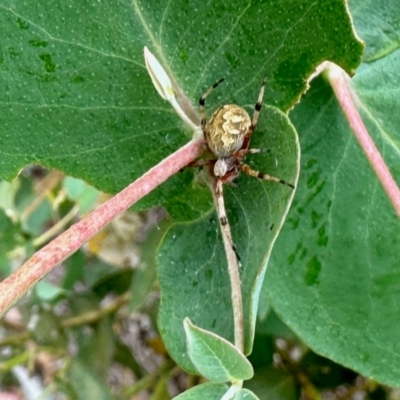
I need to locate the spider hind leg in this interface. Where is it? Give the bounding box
[240,163,295,189]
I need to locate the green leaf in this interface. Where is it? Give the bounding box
[244,367,298,400]
[0,180,21,218]
[257,278,271,321]
[76,318,115,379]
[24,197,52,235]
[267,0,400,386]
[184,318,253,383]
[348,0,399,62]
[31,308,67,348]
[255,309,296,340]
[67,359,114,400]
[158,106,299,372]
[0,0,365,385]
[0,0,362,218]
[0,208,21,275]
[247,333,274,369]
[92,268,133,297]
[173,383,228,400]
[63,177,100,213]
[35,280,67,302]
[0,177,51,236]
[62,250,86,290]
[129,218,171,311]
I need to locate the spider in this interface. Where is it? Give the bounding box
[198,78,295,252]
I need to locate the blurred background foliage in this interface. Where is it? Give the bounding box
[0,168,398,399]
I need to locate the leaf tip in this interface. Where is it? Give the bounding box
[144,46,173,101]
[143,47,200,131]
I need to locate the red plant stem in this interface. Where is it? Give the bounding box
[326,63,400,218]
[0,139,204,317]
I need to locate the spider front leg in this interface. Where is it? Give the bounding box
[240,162,295,189]
[242,79,266,150]
[199,78,225,131]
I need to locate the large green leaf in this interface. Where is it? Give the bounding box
[349,0,399,62]
[267,0,400,387]
[0,0,362,219]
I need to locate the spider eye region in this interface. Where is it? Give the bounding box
[206,104,251,157]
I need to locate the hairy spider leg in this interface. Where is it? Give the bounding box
[199,78,225,131]
[242,79,266,150]
[234,148,262,160]
[240,162,295,189]
[215,179,241,261]
[186,159,215,168]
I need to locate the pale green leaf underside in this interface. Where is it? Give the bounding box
[173,383,228,400]
[184,318,253,382]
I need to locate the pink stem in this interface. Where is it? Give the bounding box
[0,139,204,316]
[326,63,400,217]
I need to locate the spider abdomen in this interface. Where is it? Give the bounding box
[206,104,251,157]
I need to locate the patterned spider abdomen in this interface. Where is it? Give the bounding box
[206,104,251,157]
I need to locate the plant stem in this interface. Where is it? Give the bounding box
[325,62,400,218]
[210,178,244,353]
[0,139,204,317]
[32,205,80,248]
[22,170,64,219]
[0,332,30,347]
[62,292,131,328]
[0,351,30,371]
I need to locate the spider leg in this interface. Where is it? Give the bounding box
[215,179,241,261]
[199,78,225,131]
[235,148,263,160]
[242,79,266,150]
[187,159,215,168]
[179,158,215,173]
[247,148,262,154]
[240,162,295,189]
